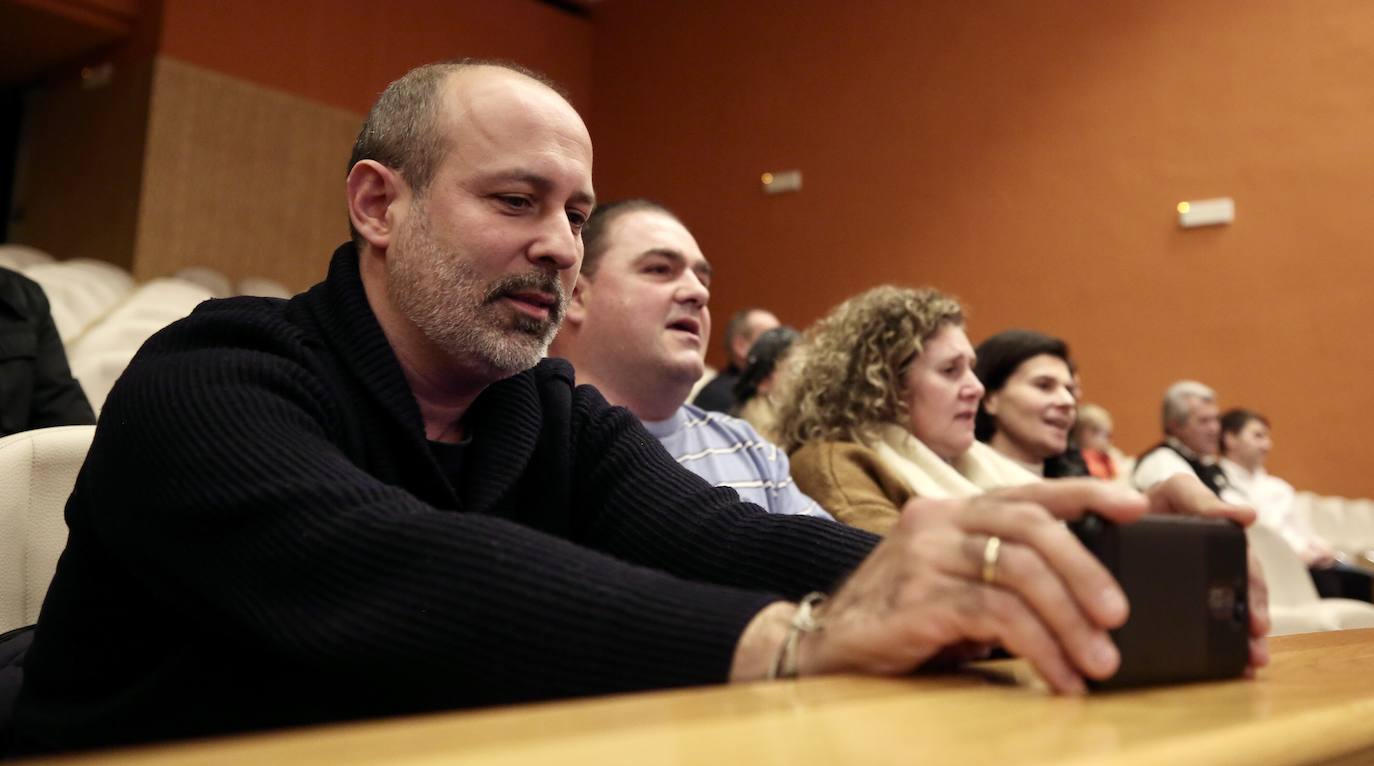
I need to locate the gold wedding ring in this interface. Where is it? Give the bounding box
[981,535,1002,585]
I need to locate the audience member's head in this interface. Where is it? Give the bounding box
[723,308,780,371]
[1220,408,1272,472]
[733,325,801,409]
[972,330,1077,467]
[1073,402,1115,454]
[345,59,594,386]
[549,199,712,420]
[1161,380,1221,456]
[778,286,975,460]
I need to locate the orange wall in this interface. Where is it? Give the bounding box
[589,0,1374,497]
[157,0,594,114]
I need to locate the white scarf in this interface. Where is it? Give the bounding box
[866,423,1040,499]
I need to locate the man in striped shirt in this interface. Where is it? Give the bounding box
[550,199,830,520]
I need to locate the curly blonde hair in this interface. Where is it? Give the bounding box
[776,286,964,452]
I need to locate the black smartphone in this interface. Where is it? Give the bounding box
[1069,512,1249,689]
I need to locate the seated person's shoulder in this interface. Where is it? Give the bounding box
[790,439,885,472]
[106,294,320,413]
[789,439,906,534]
[0,266,48,314]
[144,293,304,354]
[1132,445,1191,488]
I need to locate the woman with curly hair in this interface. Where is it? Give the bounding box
[778,286,1036,534]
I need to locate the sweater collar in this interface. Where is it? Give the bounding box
[640,405,691,439]
[304,243,431,441]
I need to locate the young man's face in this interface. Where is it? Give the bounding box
[1225,419,1272,470]
[385,67,596,378]
[573,209,713,389]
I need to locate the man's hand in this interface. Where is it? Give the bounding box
[1142,474,1271,671]
[792,481,1148,694]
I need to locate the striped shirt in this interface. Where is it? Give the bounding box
[641,404,833,520]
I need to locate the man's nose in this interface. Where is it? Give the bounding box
[527,214,580,272]
[676,272,710,308]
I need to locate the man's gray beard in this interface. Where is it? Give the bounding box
[387,221,566,378]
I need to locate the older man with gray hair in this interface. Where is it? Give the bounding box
[1133,380,1231,496]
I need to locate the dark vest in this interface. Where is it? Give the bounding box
[1136,442,1229,496]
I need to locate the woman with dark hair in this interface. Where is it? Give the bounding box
[973,329,1087,478]
[731,325,800,443]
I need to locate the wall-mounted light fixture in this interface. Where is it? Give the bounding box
[1177,197,1234,228]
[761,169,802,195]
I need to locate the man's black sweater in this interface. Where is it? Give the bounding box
[9,245,877,754]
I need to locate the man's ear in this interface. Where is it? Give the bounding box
[565,277,590,328]
[346,160,407,251]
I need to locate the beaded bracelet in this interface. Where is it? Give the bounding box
[767,591,827,680]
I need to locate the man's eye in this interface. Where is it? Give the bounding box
[498,195,532,210]
[567,210,587,227]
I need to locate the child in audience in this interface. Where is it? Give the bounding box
[777,286,1037,534]
[972,330,1088,478]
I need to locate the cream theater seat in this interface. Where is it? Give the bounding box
[0,425,96,633]
[1248,523,1374,635]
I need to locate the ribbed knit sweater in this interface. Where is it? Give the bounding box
[11,245,878,753]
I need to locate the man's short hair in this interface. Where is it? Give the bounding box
[578,198,679,277]
[1220,408,1269,440]
[1162,380,1216,431]
[347,58,568,249]
[724,308,770,359]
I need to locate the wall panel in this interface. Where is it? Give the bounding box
[134,56,357,289]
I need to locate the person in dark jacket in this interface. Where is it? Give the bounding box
[0,266,95,436]
[7,59,1267,756]
[693,307,778,412]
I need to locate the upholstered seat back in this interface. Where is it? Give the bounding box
[0,426,96,633]
[1248,524,1320,607]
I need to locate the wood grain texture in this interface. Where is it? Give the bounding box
[18,630,1374,766]
[133,56,358,291]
